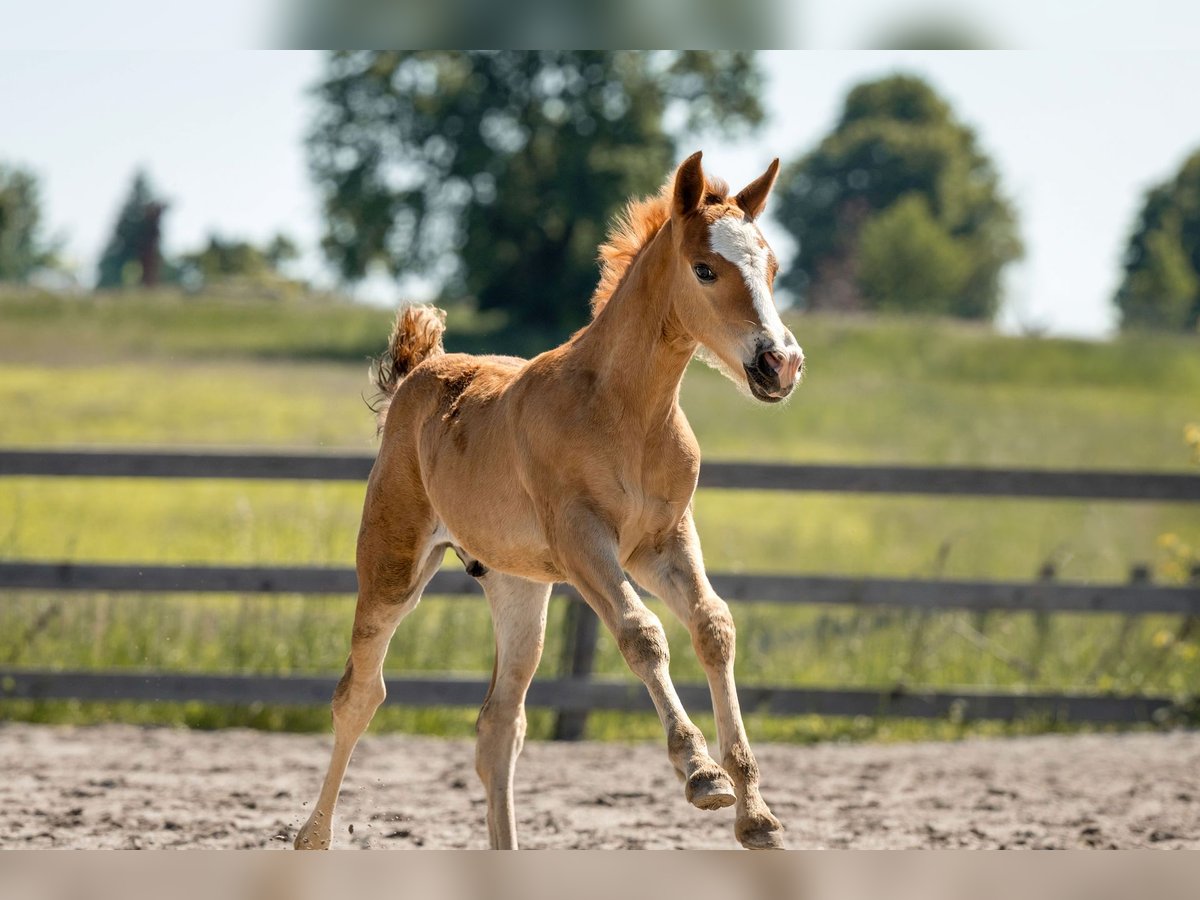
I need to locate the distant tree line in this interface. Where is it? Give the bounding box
[0,163,58,281]
[1115,150,1200,332]
[91,170,300,293]
[306,54,1197,336]
[307,58,1029,334]
[4,54,1199,335]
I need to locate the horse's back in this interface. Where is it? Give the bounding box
[380,351,522,429]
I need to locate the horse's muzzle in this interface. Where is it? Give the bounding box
[744,345,804,403]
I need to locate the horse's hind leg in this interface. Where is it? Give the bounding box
[294,495,443,850]
[472,568,551,849]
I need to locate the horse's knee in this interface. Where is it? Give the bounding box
[692,599,736,669]
[476,698,507,738]
[331,660,385,727]
[616,613,670,676]
[475,701,524,779]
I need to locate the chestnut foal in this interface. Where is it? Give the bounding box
[295,152,803,850]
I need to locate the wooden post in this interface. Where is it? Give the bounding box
[1030,561,1056,677]
[1087,563,1150,683]
[552,596,599,741]
[1177,565,1200,643]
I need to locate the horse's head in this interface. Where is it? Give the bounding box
[669,151,804,403]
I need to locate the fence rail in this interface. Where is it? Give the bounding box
[1,561,1198,616]
[0,669,1183,724]
[2,448,1198,732]
[3,448,1200,500]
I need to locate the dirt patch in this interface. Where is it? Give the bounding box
[2,723,1197,849]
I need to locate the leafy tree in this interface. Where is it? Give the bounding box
[97,170,169,289]
[308,51,764,335]
[857,194,972,315]
[1116,151,1200,332]
[181,232,298,284]
[0,163,57,282]
[265,233,299,269]
[774,74,1021,320]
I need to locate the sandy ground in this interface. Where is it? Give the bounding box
[1,723,1198,849]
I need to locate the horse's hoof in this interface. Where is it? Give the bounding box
[293,824,330,850]
[736,814,786,849]
[685,767,737,811]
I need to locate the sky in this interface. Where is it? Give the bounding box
[3,51,1200,338]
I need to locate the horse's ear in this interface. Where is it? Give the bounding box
[735,158,780,221]
[673,151,705,218]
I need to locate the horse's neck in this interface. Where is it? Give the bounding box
[570,224,695,429]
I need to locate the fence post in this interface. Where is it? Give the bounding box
[1178,564,1200,642]
[552,596,599,741]
[1120,561,1151,643]
[1086,563,1150,683]
[1029,561,1057,676]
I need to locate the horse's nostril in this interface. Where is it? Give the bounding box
[759,349,785,375]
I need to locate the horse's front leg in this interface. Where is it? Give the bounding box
[554,509,736,814]
[627,515,786,849]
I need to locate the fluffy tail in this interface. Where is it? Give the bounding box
[369,304,447,433]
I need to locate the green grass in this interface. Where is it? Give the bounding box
[0,289,516,365]
[2,592,1196,741]
[1,291,1197,741]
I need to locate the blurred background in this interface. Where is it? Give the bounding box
[0,50,1197,744]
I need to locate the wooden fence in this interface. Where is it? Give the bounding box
[1,448,1198,736]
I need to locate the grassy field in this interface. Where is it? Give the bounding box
[1,290,1197,742]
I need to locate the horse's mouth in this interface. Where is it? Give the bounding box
[743,365,791,404]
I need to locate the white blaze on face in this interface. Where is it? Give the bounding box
[707,214,787,345]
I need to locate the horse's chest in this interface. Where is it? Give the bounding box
[617,473,693,551]
[631,491,683,528]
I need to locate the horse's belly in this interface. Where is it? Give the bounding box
[448,518,561,583]
[430,480,562,583]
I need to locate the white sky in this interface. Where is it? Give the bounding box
[3,51,1200,337]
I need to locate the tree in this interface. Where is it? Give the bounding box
[1115,151,1200,332]
[97,170,169,289]
[265,233,299,269]
[180,232,298,284]
[857,194,972,315]
[308,51,764,335]
[774,74,1021,320]
[0,163,57,282]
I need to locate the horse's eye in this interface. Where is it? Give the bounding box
[693,263,716,284]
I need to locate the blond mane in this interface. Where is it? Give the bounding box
[590,175,729,317]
